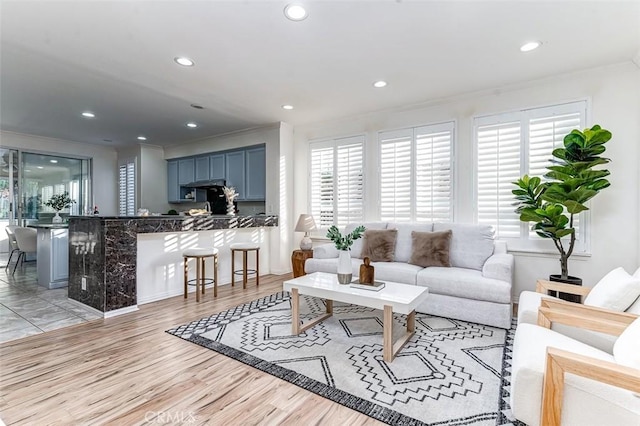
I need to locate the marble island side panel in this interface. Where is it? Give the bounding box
[68,215,278,313]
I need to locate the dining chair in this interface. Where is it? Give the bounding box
[4,225,20,270]
[12,227,37,275]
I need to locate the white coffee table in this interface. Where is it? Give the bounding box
[283,272,429,362]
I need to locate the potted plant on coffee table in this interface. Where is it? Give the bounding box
[326,225,366,284]
[512,125,612,297]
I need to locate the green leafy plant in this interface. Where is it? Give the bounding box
[44,192,76,212]
[512,125,612,280]
[326,225,366,250]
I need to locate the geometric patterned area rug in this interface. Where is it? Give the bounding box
[167,291,524,425]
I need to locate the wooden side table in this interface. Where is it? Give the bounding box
[291,249,313,278]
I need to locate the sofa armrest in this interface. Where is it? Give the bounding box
[482,253,514,283]
[312,243,339,259]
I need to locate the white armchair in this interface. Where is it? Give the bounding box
[518,270,640,353]
[511,300,640,426]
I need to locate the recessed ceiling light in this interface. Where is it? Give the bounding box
[284,3,308,21]
[37,166,44,169]
[50,160,58,164]
[373,80,387,88]
[186,122,198,128]
[137,136,147,141]
[24,169,31,173]
[520,41,541,52]
[174,56,195,67]
[82,111,95,118]
[282,105,294,110]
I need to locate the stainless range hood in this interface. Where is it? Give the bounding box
[183,179,226,188]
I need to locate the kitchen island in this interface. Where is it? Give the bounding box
[68,215,278,315]
[30,223,69,289]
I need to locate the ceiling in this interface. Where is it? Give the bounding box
[1,1,639,149]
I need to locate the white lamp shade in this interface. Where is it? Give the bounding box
[295,214,316,232]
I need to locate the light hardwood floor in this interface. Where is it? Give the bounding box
[0,274,382,425]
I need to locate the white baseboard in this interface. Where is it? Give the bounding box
[104,305,139,318]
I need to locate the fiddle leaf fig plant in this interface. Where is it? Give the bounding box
[512,125,612,280]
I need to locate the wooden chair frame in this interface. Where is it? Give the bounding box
[534,301,640,426]
[535,279,592,303]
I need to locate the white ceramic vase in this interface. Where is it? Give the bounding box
[52,212,63,223]
[337,249,352,284]
[226,203,235,216]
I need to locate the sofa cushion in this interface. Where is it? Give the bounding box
[584,267,640,311]
[626,296,640,315]
[346,222,387,259]
[388,222,433,262]
[370,261,423,285]
[613,317,640,370]
[408,230,452,267]
[361,229,398,262]
[417,266,511,303]
[433,222,494,271]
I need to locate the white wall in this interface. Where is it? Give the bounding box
[140,144,170,214]
[0,130,118,215]
[292,62,640,299]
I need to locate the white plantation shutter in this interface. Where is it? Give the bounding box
[379,123,453,222]
[310,143,334,227]
[474,100,587,250]
[380,131,412,222]
[476,121,522,238]
[119,160,135,216]
[415,124,453,222]
[336,142,364,226]
[309,136,364,227]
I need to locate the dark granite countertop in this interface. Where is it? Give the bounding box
[28,224,69,229]
[68,214,278,233]
[70,214,276,220]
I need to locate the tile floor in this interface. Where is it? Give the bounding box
[0,254,103,343]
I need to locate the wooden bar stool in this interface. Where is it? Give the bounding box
[183,247,219,302]
[230,243,260,289]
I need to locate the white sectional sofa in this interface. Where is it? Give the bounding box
[304,222,515,329]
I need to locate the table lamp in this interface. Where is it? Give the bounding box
[294,214,316,250]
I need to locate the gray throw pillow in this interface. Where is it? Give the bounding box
[361,229,398,262]
[409,230,452,268]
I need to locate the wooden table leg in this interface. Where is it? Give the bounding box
[383,305,394,362]
[384,306,416,363]
[290,288,333,335]
[291,288,300,334]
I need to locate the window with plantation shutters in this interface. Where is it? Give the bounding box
[309,136,364,228]
[476,121,522,238]
[119,160,135,216]
[379,122,453,222]
[474,100,587,251]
